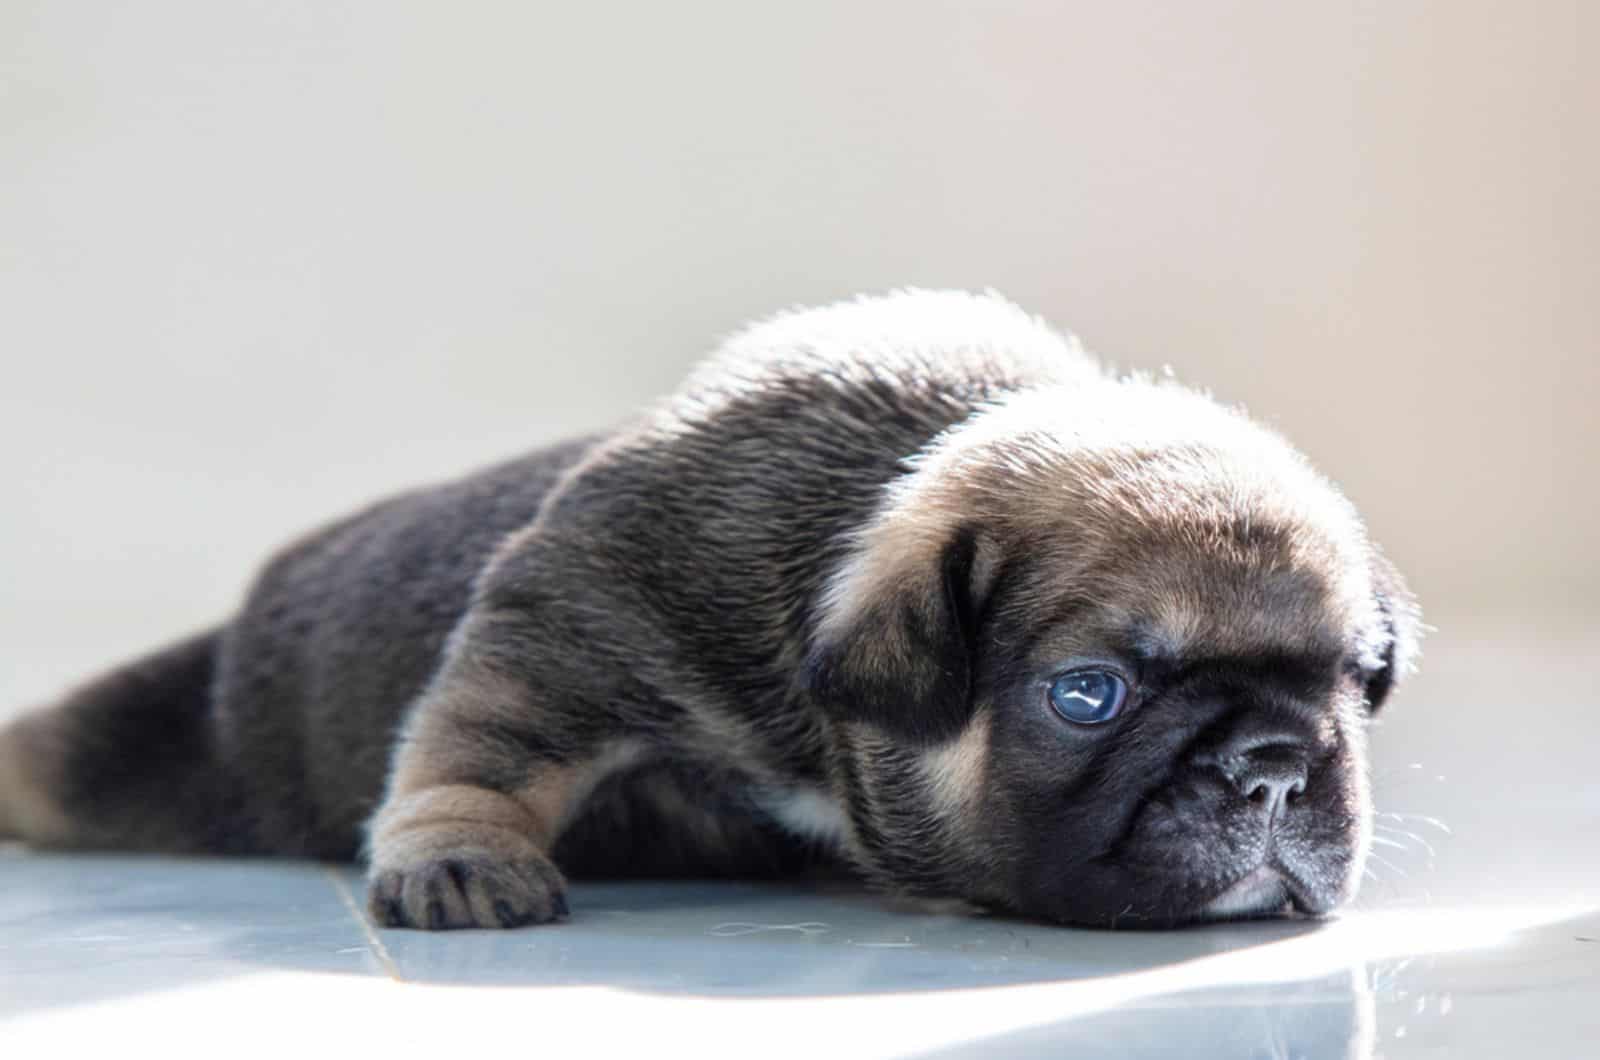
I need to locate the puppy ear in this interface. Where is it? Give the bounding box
[804,525,995,743]
[1362,547,1423,710]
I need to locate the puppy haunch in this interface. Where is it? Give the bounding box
[0,290,1420,929]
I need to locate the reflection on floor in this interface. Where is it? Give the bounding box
[3,622,1597,1057]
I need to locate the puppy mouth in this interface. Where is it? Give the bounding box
[1200,864,1317,921]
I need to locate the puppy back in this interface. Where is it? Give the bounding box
[666,289,1103,426]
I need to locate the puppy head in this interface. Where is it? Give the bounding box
[805,383,1421,926]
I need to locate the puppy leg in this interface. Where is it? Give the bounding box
[367,779,574,930]
[364,627,643,930]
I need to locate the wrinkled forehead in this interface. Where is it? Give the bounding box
[1121,559,1355,664]
[1011,534,1373,670]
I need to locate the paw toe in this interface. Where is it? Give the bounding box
[366,846,568,931]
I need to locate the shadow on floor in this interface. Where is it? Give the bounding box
[3,848,1329,1010]
[7,845,1597,1060]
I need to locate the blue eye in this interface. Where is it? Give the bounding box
[1048,670,1128,724]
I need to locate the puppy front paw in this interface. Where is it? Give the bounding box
[366,827,569,930]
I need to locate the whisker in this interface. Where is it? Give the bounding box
[1378,811,1453,834]
[1372,825,1438,858]
[1369,834,1414,853]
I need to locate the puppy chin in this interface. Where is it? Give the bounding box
[1201,866,1299,920]
[1198,855,1362,923]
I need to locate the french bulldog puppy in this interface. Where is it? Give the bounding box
[0,290,1420,930]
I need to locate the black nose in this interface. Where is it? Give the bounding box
[1225,745,1308,821]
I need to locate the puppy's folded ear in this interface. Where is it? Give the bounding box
[804,522,997,743]
[1362,547,1423,710]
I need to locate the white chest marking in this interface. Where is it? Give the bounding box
[760,787,850,847]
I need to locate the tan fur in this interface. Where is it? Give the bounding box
[376,745,648,851]
[371,782,564,849]
[414,620,544,734]
[367,738,648,928]
[918,709,991,826]
[538,741,650,838]
[380,649,555,798]
[0,713,75,846]
[820,382,1386,667]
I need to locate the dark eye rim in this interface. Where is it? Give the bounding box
[1044,666,1133,725]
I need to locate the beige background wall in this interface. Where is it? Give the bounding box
[2,1,1595,711]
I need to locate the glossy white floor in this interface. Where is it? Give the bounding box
[3,620,1596,1057]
